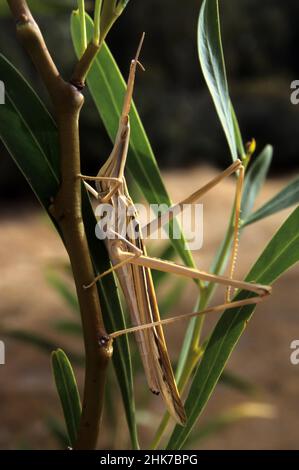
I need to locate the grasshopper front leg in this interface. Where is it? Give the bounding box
[78,175,123,203]
[83,231,143,288]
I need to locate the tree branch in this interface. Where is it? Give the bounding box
[7,0,112,449]
[70,0,122,88]
[71,41,100,89]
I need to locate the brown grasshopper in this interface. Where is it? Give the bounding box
[79,35,271,425]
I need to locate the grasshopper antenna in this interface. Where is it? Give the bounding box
[135,31,146,69]
[122,32,146,118]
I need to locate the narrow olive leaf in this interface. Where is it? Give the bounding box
[71,11,195,270]
[198,0,238,160]
[167,206,299,449]
[241,145,273,221]
[51,349,82,447]
[0,55,138,449]
[243,175,299,226]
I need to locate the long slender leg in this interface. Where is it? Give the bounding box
[141,159,242,239]
[84,181,99,199]
[84,253,139,288]
[83,233,142,288]
[110,295,266,339]
[78,175,121,183]
[114,250,271,296]
[100,181,123,203]
[78,174,123,203]
[226,163,244,302]
[86,237,270,297]
[86,242,270,296]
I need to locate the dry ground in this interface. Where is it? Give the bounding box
[0,165,298,449]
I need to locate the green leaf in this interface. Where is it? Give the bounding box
[0,54,138,449]
[71,11,195,270]
[51,349,82,447]
[167,205,299,449]
[244,175,299,226]
[198,0,238,160]
[241,145,273,221]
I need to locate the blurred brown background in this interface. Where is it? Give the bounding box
[0,0,298,449]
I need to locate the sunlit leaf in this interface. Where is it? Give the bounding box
[244,175,299,226]
[198,0,238,160]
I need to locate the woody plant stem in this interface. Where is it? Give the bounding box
[7,0,112,449]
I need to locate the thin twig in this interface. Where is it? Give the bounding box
[71,0,122,88]
[71,41,101,89]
